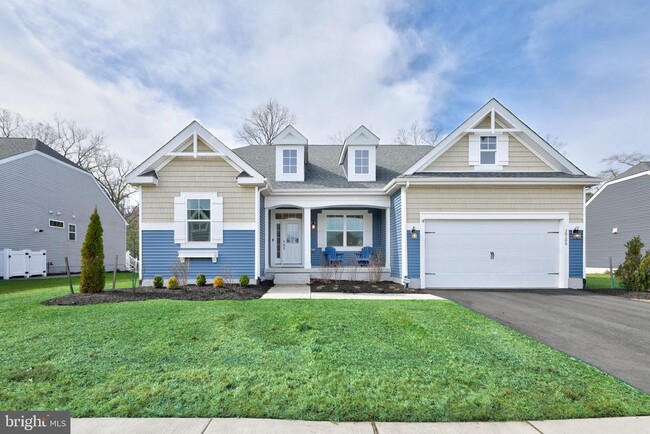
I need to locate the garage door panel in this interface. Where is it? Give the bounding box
[424,219,561,289]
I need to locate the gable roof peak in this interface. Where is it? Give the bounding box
[273,125,308,145]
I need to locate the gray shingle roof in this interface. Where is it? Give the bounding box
[614,161,650,180]
[233,144,433,189]
[0,138,82,170]
[402,171,597,179]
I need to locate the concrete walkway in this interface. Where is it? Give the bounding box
[261,285,444,300]
[71,416,650,433]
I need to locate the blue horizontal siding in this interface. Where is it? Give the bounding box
[407,230,420,278]
[390,190,402,278]
[311,208,386,267]
[142,230,254,280]
[569,234,583,278]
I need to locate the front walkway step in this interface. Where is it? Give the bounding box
[273,273,311,285]
[261,285,311,299]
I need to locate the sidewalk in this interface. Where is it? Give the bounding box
[261,285,445,300]
[71,416,650,434]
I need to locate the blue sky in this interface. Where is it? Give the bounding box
[0,0,648,174]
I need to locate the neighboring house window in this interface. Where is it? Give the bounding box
[68,224,76,241]
[187,199,211,242]
[49,219,64,229]
[283,149,297,174]
[354,149,369,174]
[326,214,364,247]
[480,136,497,164]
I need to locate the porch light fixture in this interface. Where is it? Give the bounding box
[311,220,316,230]
[410,226,417,239]
[571,227,583,240]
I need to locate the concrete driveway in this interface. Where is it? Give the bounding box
[427,288,650,393]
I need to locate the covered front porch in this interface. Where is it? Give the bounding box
[262,195,392,282]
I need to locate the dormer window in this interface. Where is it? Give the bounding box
[283,149,298,174]
[354,149,369,174]
[480,136,497,165]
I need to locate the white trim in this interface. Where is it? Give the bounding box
[303,207,312,269]
[68,223,77,241]
[400,186,408,279]
[178,249,218,262]
[141,222,254,231]
[126,120,265,185]
[164,152,225,157]
[265,195,390,209]
[385,177,598,191]
[385,207,391,270]
[404,98,585,176]
[138,186,143,281]
[339,125,380,165]
[48,219,65,229]
[586,171,650,206]
[317,210,373,251]
[273,125,308,145]
[347,146,377,182]
[254,186,260,280]
[276,146,305,182]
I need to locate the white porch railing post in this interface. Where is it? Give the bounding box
[303,207,312,269]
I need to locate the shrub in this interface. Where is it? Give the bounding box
[239,274,250,287]
[616,236,644,289]
[153,275,164,289]
[168,276,179,290]
[631,251,650,292]
[196,274,206,287]
[213,276,225,288]
[79,208,105,293]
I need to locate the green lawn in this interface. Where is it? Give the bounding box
[1,275,649,421]
[586,273,623,290]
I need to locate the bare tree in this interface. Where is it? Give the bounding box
[0,107,136,213]
[328,129,353,145]
[237,98,296,145]
[543,134,568,156]
[394,120,439,146]
[0,108,24,137]
[597,152,650,180]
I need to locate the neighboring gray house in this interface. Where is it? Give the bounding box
[586,162,650,270]
[0,138,127,275]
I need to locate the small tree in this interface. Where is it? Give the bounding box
[616,236,644,290]
[79,208,105,293]
[632,251,650,292]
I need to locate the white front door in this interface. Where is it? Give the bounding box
[281,221,302,265]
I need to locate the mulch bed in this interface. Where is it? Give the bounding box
[310,279,416,294]
[43,283,272,306]
[581,288,650,300]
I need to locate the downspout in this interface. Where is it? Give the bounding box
[401,182,410,286]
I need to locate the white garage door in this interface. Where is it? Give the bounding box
[424,219,561,288]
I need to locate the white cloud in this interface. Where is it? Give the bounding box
[0,0,458,163]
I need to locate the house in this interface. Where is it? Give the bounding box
[127,99,597,289]
[0,138,127,275]
[586,162,650,271]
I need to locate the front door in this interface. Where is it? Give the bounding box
[281,221,302,265]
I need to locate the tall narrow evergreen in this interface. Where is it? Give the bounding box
[80,208,105,293]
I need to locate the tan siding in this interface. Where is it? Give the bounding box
[142,156,255,223]
[504,138,552,171]
[425,136,469,170]
[406,185,584,223]
[424,134,552,172]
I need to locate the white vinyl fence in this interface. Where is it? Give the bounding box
[0,249,47,279]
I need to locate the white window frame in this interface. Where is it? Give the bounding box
[49,219,64,229]
[317,210,373,251]
[480,136,497,165]
[68,223,76,241]
[186,198,211,243]
[174,192,223,249]
[282,149,298,174]
[354,149,369,174]
[346,145,376,182]
[275,145,305,181]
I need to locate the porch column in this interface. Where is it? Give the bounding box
[303,207,312,269]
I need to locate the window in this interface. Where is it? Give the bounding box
[68,224,76,241]
[282,149,297,174]
[354,149,369,174]
[49,219,64,229]
[326,214,364,247]
[480,136,497,164]
[187,199,211,242]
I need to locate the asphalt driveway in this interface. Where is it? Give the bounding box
[428,288,650,393]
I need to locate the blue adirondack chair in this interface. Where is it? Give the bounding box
[324,246,343,265]
[357,246,372,267]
